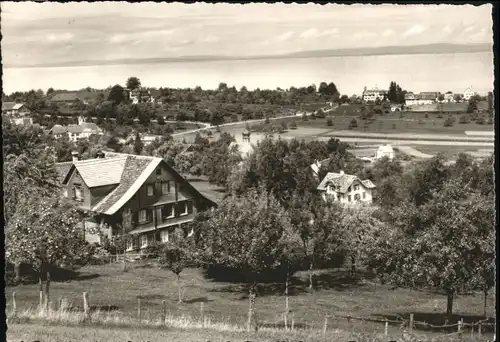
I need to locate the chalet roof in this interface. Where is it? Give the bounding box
[49,123,102,135]
[73,156,128,187]
[55,161,73,183]
[317,172,376,193]
[2,102,25,111]
[59,152,217,215]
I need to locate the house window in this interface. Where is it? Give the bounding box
[73,185,83,201]
[147,184,154,196]
[162,181,171,195]
[164,204,175,219]
[141,234,148,248]
[354,194,361,201]
[348,195,351,202]
[156,168,162,175]
[138,209,147,223]
[354,184,359,191]
[63,189,68,198]
[160,229,169,243]
[363,192,366,199]
[180,202,188,216]
[347,186,351,192]
[127,239,134,251]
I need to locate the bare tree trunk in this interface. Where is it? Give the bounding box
[285,268,290,329]
[308,260,314,291]
[122,227,127,273]
[45,271,51,313]
[247,282,256,332]
[446,290,454,318]
[350,255,356,273]
[483,290,488,317]
[14,261,21,283]
[177,273,182,303]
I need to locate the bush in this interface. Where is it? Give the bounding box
[475,116,485,125]
[424,113,429,118]
[280,121,288,131]
[264,117,270,124]
[443,116,455,127]
[487,116,493,125]
[310,112,316,120]
[349,118,358,128]
[392,123,397,129]
[316,109,326,118]
[301,113,308,121]
[437,113,444,119]
[289,120,297,129]
[458,114,471,124]
[326,117,333,126]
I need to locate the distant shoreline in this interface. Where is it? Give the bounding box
[4,44,491,69]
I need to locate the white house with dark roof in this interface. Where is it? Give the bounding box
[2,102,33,125]
[317,170,376,205]
[49,116,103,142]
[55,151,217,249]
[362,86,387,103]
[463,87,476,101]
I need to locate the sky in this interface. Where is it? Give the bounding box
[1,2,493,67]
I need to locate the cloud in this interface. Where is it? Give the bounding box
[300,28,318,39]
[108,29,175,44]
[463,25,475,33]
[200,35,220,43]
[46,32,75,42]
[402,24,427,37]
[277,31,294,41]
[353,31,377,40]
[382,28,394,37]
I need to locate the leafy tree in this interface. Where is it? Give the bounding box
[443,116,455,127]
[437,94,445,102]
[467,98,478,113]
[326,117,333,126]
[348,118,358,129]
[126,77,141,90]
[108,84,126,105]
[6,193,96,283]
[198,189,295,331]
[368,179,495,318]
[289,120,297,129]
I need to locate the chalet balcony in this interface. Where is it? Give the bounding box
[128,211,195,235]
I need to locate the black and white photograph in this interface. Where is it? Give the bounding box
[2,2,495,341]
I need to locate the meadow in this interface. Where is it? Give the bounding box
[6,261,495,340]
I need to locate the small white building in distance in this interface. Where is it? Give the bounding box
[463,87,476,101]
[375,144,394,161]
[317,170,376,205]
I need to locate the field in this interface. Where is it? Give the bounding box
[6,261,495,340]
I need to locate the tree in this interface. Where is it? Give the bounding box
[368,179,495,318]
[133,132,144,155]
[443,116,455,127]
[437,94,445,102]
[198,189,295,331]
[289,120,297,129]
[467,98,478,113]
[108,84,125,105]
[154,240,193,303]
[126,77,141,90]
[6,193,96,284]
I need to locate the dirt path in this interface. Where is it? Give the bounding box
[395,146,434,159]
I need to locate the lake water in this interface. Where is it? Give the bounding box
[3,52,493,95]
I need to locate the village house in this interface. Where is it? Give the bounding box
[56,151,216,250]
[375,144,394,161]
[443,91,455,103]
[128,88,162,104]
[362,86,387,103]
[48,116,103,142]
[2,102,33,125]
[405,92,439,106]
[463,87,476,101]
[317,170,376,205]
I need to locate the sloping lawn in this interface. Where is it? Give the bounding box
[5,261,495,337]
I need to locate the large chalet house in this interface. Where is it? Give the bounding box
[317,170,376,205]
[463,87,476,101]
[405,92,440,106]
[55,151,216,251]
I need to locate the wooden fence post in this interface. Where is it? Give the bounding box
[12,292,17,317]
[161,300,166,325]
[323,315,328,337]
[137,299,141,323]
[385,321,388,336]
[478,323,482,337]
[200,302,204,327]
[409,313,414,334]
[83,292,90,320]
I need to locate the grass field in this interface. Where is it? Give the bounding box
[7,321,487,342]
[5,261,495,339]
